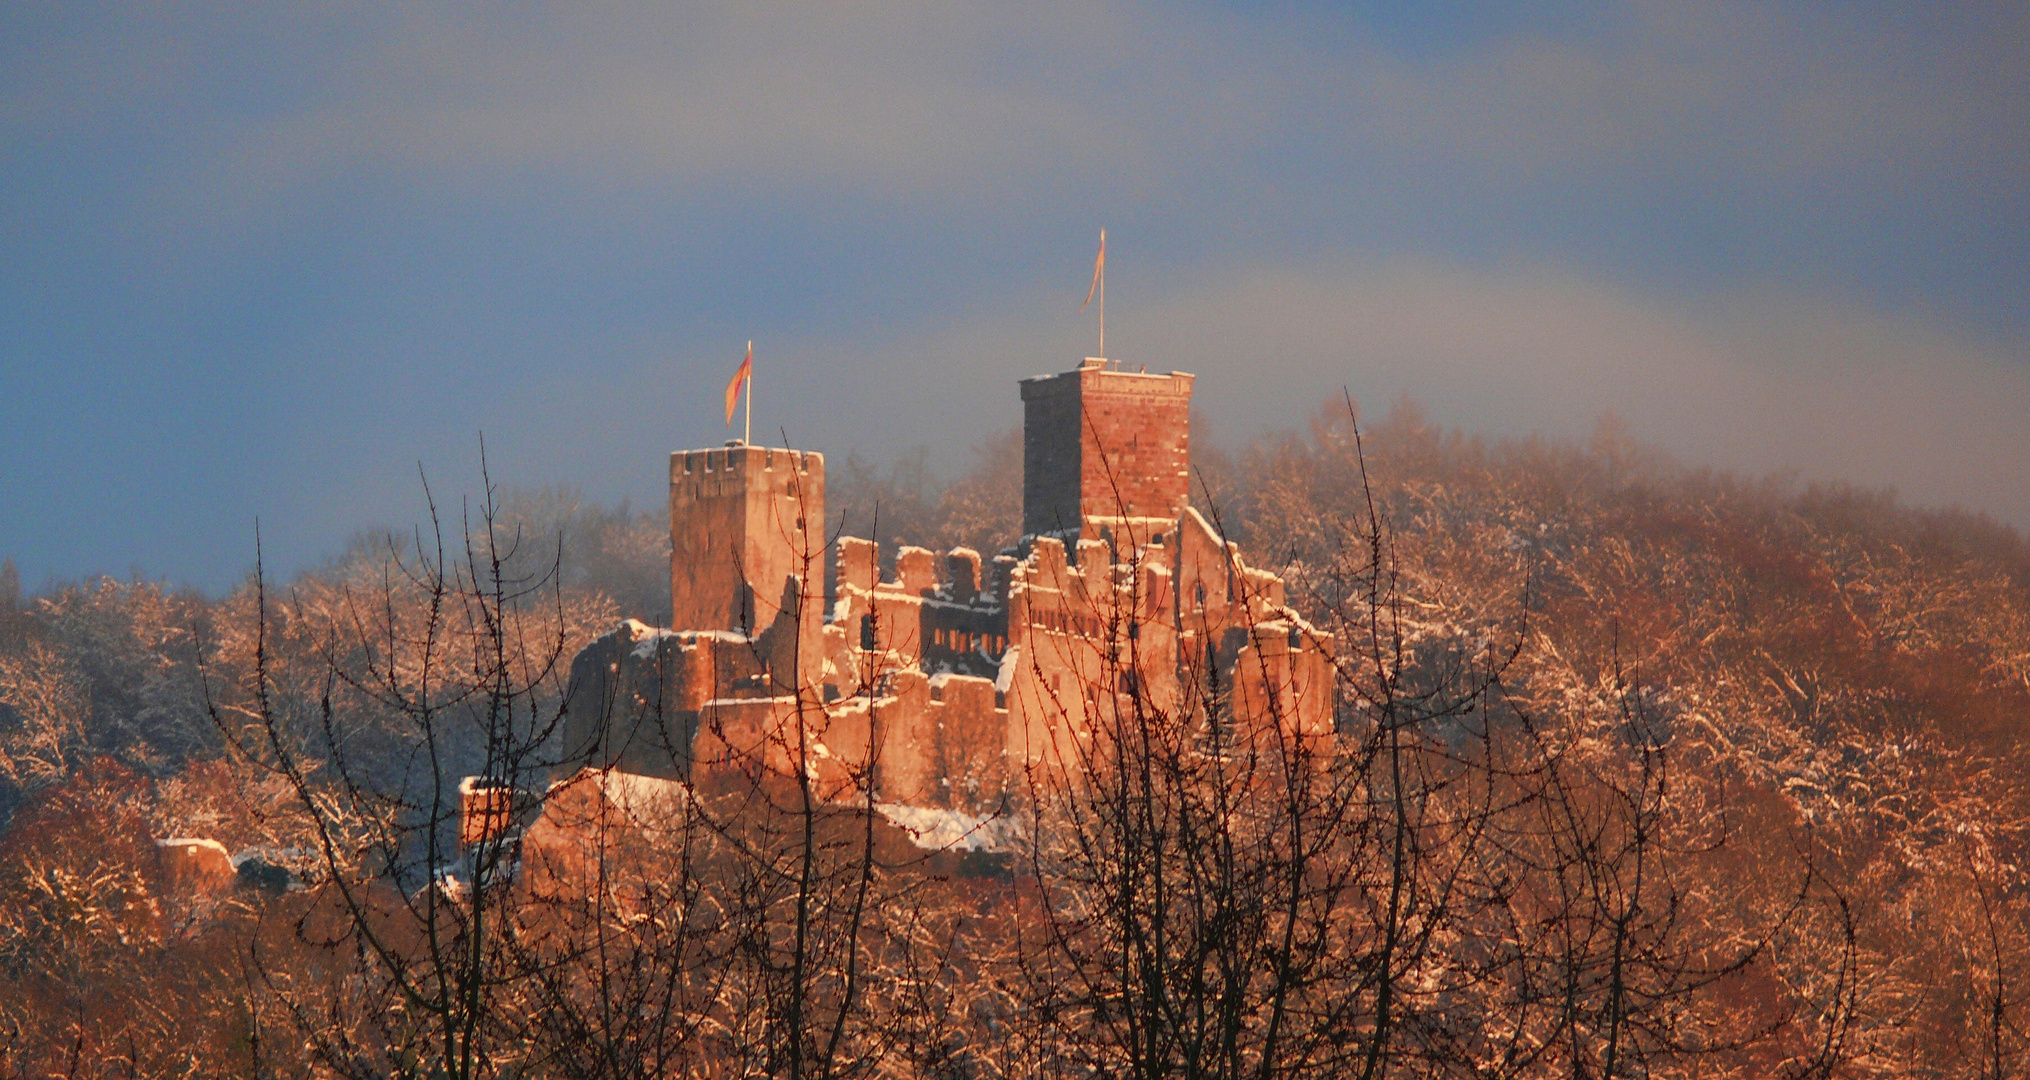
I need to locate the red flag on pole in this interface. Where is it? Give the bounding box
[725,341,752,426]
[1082,229,1106,311]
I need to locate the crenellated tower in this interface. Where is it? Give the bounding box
[669,443,824,641]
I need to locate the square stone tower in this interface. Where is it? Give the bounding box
[669,444,825,637]
[1020,358,1195,540]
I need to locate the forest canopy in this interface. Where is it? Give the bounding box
[2,395,2028,1077]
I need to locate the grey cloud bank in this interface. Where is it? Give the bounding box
[2,1,2025,591]
[747,259,2030,525]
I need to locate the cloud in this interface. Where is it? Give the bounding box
[1338,2,2030,194]
[172,3,1218,201]
[319,2,2029,200]
[25,2,2021,208]
[1153,262,2030,525]
[783,258,2030,527]
[4,1,2026,591]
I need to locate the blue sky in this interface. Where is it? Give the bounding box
[3,2,2027,592]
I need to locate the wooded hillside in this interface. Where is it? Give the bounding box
[3,397,2027,1077]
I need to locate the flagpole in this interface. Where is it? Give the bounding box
[1081,228,1107,359]
[744,340,753,446]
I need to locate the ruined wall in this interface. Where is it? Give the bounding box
[1228,621,1337,749]
[999,532,1198,773]
[560,618,803,782]
[818,538,1013,809]
[917,550,1009,682]
[1003,536,1105,770]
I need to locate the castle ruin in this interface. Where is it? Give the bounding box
[553,356,1335,816]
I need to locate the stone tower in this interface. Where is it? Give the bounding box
[669,444,825,638]
[1019,358,1195,541]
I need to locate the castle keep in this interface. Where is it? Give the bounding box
[1021,359,1194,540]
[554,357,1334,817]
